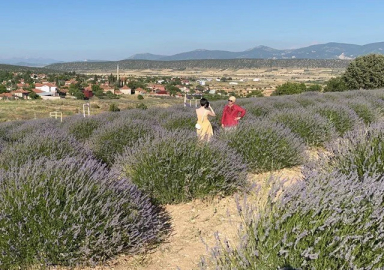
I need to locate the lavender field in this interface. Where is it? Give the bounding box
[1,89,384,269]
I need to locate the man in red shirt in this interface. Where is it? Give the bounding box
[221,96,246,129]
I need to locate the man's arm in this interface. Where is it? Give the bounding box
[238,106,246,118]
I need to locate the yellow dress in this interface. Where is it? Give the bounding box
[196,110,213,141]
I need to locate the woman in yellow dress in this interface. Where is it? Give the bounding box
[196,98,216,141]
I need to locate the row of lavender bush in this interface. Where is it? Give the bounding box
[200,89,384,269]
[0,89,384,267]
[202,169,384,269]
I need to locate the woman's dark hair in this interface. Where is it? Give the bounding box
[200,98,209,108]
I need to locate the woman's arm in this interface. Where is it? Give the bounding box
[207,105,216,116]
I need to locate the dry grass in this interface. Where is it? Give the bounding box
[0,95,181,122]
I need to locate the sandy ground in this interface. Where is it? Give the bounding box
[60,167,303,270]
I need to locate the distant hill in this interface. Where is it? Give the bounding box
[127,42,384,61]
[0,63,62,73]
[46,59,351,72]
[128,53,166,60]
[0,57,63,67]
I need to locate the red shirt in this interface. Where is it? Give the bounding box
[221,104,246,127]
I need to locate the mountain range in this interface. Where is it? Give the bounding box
[0,57,64,67]
[2,42,384,68]
[128,42,384,61]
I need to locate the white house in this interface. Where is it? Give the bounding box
[209,89,216,94]
[35,83,57,93]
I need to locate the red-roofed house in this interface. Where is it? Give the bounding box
[35,83,57,93]
[151,84,166,92]
[11,89,30,99]
[119,85,132,95]
[0,93,13,100]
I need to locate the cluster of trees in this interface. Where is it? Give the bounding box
[324,54,384,92]
[273,54,384,95]
[271,82,322,96]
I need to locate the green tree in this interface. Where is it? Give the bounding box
[323,77,348,92]
[68,83,80,96]
[166,85,180,96]
[271,82,306,96]
[127,80,145,90]
[105,91,119,99]
[196,85,205,92]
[246,90,264,98]
[28,91,41,100]
[0,85,7,94]
[306,84,322,92]
[73,91,85,100]
[343,54,384,89]
[91,84,104,98]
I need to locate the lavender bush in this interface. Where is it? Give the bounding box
[203,169,384,270]
[0,120,25,142]
[62,115,104,141]
[6,118,60,142]
[0,128,90,170]
[313,103,361,136]
[242,102,273,118]
[87,118,155,166]
[269,97,301,110]
[325,123,384,178]
[0,157,168,268]
[269,108,336,147]
[345,100,379,124]
[157,107,196,131]
[219,120,305,173]
[113,129,247,204]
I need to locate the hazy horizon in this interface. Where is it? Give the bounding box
[1,0,383,62]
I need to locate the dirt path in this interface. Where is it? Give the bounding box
[60,167,303,270]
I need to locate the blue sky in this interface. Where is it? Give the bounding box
[1,0,383,61]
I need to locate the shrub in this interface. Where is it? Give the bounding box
[271,82,306,96]
[0,157,168,268]
[136,103,148,110]
[313,103,360,136]
[63,115,104,141]
[6,118,60,142]
[203,170,384,269]
[246,90,264,98]
[137,94,144,100]
[343,54,384,90]
[346,100,378,124]
[0,128,90,170]
[87,118,155,166]
[112,130,247,204]
[269,108,336,147]
[242,101,273,118]
[219,120,305,173]
[306,84,322,92]
[325,123,384,178]
[158,107,196,131]
[109,103,120,112]
[323,76,348,92]
[269,97,301,110]
[0,120,25,142]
